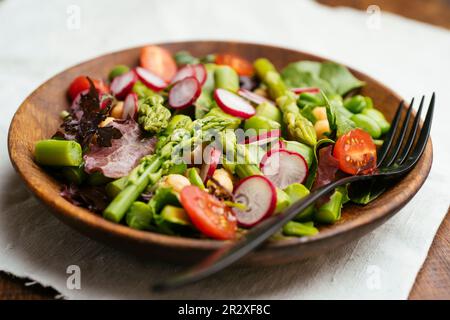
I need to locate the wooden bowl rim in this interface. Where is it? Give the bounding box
[7,40,433,251]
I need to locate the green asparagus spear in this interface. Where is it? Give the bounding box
[137,94,171,134]
[105,176,128,199]
[283,183,315,221]
[34,139,82,167]
[61,164,86,185]
[254,58,317,146]
[255,101,282,123]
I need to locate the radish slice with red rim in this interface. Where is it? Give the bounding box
[135,67,167,91]
[122,93,138,120]
[237,88,274,105]
[168,76,201,109]
[110,71,137,99]
[232,175,277,227]
[214,88,256,119]
[192,64,207,86]
[170,65,196,84]
[242,129,281,145]
[269,139,285,151]
[260,149,308,189]
[290,87,320,94]
[200,146,221,183]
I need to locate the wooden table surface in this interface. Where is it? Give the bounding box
[1,0,449,300]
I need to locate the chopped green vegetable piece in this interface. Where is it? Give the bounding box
[255,101,282,123]
[160,205,191,226]
[283,221,318,237]
[108,65,130,81]
[173,51,199,66]
[283,183,315,221]
[214,65,239,92]
[186,168,205,190]
[344,95,367,113]
[315,189,344,224]
[204,107,241,129]
[125,201,152,230]
[163,114,192,136]
[132,80,155,99]
[244,115,281,132]
[275,188,291,213]
[362,108,390,134]
[106,176,128,199]
[34,139,82,167]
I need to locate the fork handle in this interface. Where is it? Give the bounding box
[153,175,363,291]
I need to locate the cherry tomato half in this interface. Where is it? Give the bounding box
[215,53,254,77]
[180,186,237,240]
[140,45,177,83]
[333,129,377,175]
[68,76,109,101]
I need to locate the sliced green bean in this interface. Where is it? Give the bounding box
[34,139,82,167]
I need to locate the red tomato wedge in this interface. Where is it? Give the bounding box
[68,76,109,101]
[140,45,177,83]
[180,186,237,240]
[215,53,254,76]
[333,129,377,175]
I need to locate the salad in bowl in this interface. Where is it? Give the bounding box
[33,45,391,241]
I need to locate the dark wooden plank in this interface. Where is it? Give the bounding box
[0,272,56,300]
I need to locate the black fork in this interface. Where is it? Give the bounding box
[154,94,435,292]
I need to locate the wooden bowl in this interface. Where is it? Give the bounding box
[8,41,432,265]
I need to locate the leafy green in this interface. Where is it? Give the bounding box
[281,61,365,96]
[319,62,365,95]
[322,93,355,138]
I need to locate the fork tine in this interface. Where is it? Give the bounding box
[383,97,415,167]
[402,93,434,169]
[396,96,424,165]
[377,100,405,166]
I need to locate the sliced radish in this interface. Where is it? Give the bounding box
[192,64,207,85]
[170,65,195,84]
[122,93,138,119]
[260,149,308,189]
[200,147,221,183]
[242,129,281,145]
[135,66,167,91]
[238,88,274,105]
[168,76,201,109]
[232,175,277,227]
[269,139,286,151]
[214,88,256,119]
[110,71,137,99]
[291,87,320,94]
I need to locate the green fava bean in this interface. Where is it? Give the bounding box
[283,183,315,221]
[126,201,152,230]
[351,114,382,138]
[255,101,282,123]
[244,115,281,132]
[161,205,192,226]
[214,66,239,92]
[275,188,291,213]
[362,108,391,134]
[344,95,367,113]
[108,65,130,81]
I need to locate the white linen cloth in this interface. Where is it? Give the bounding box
[0,0,449,299]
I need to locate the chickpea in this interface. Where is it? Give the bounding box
[209,169,234,193]
[312,107,327,121]
[314,119,330,139]
[110,101,124,119]
[99,117,115,127]
[159,174,191,193]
